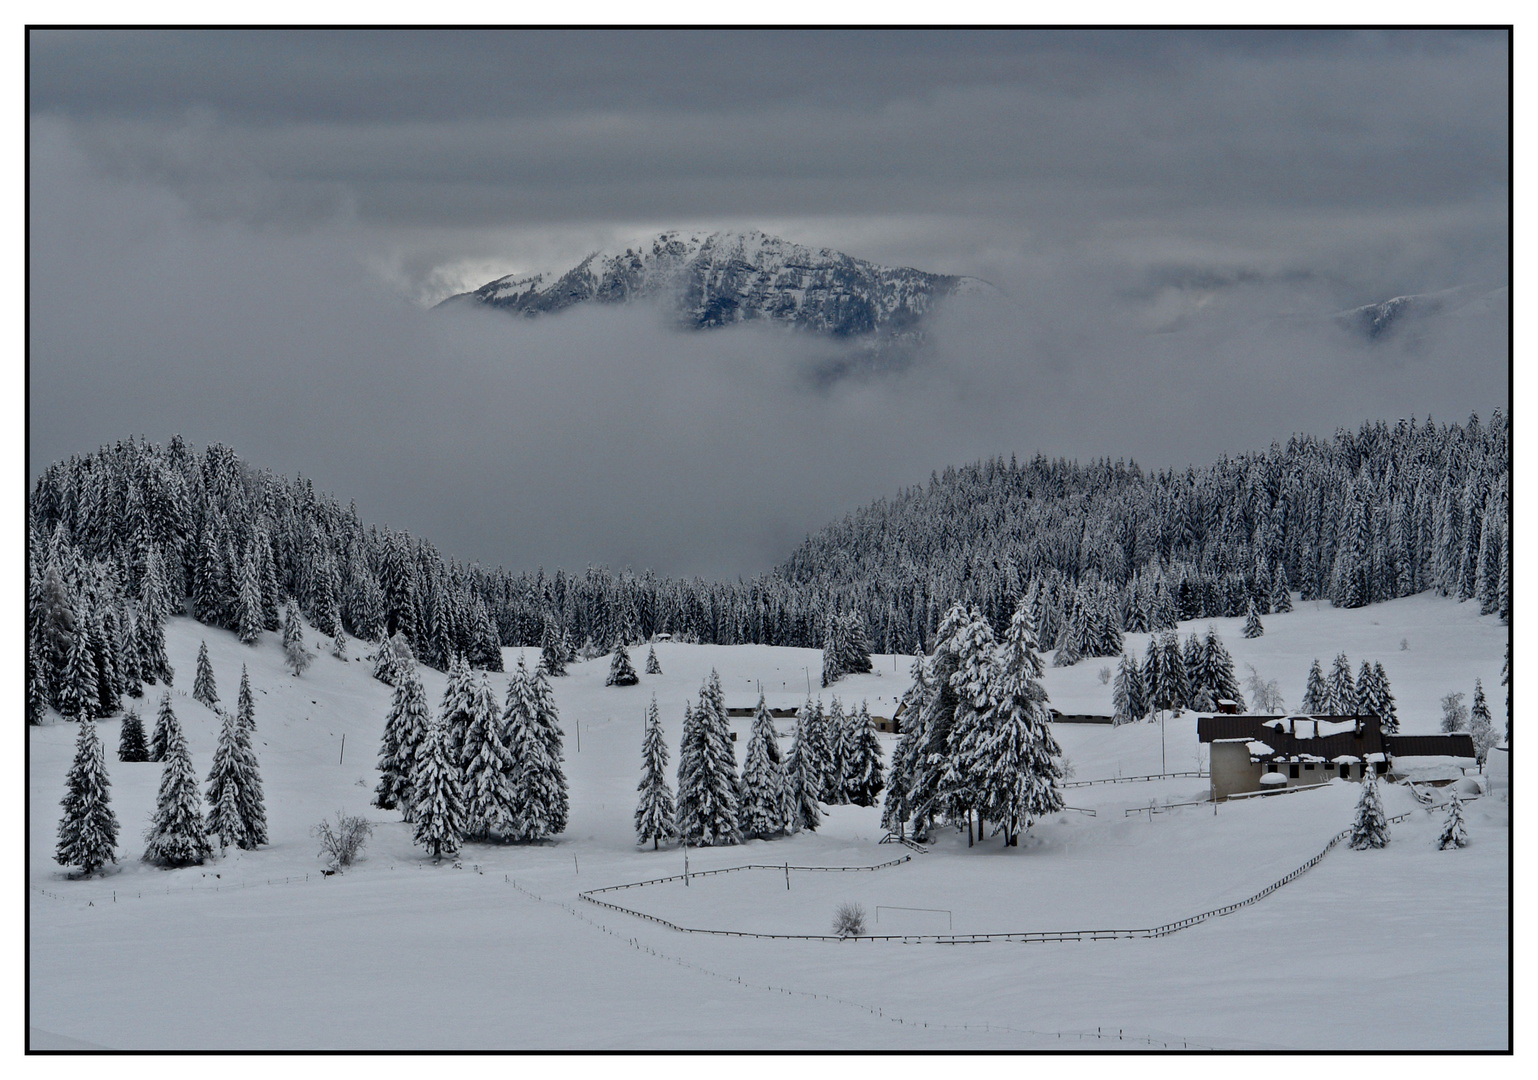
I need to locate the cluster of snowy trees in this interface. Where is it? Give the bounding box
[1298,654,1399,729]
[820,611,873,686]
[28,414,1508,725]
[55,668,267,875]
[634,676,886,849]
[1110,625,1246,724]
[881,601,1064,848]
[373,653,568,859]
[1441,679,1500,767]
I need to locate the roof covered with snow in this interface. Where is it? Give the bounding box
[1197,714,1475,765]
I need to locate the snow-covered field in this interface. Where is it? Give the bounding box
[28,592,1509,1049]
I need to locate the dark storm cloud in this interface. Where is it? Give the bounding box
[27,29,1509,578]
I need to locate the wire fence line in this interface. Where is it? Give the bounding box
[511,874,1229,1049]
[580,855,913,897]
[578,813,1410,944]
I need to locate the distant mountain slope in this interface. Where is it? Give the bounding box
[438,229,997,346]
[1333,285,1508,341]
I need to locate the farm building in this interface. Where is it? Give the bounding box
[1198,714,1476,801]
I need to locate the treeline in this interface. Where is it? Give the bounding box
[27,412,1508,723]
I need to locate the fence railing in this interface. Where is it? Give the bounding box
[1125,799,1207,817]
[1063,771,1208,789]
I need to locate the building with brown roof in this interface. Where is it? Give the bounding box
[1197,714,1476,801]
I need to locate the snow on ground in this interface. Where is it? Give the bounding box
[28,592,1508,1049]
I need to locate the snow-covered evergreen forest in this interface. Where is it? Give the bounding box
[27,412,1508,727]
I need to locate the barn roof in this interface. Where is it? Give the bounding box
[1197,714,1474,763]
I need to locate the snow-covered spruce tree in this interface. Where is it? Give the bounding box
[1112,654,1137,725]
[1348,770,1390,850]
[881,658,928,837]
[1271,564,1293,613]
[1202,627,1245,709]
[143,717,211,866]
[900,604,973,839]
[438,654,476,766]
[843,701,885,808]
[1327,653,1357,714]
[674,673,739,845]
[192,641,219,708]
[236,546,263,645]
[1437,790,1469,849]
[1146,630,1188,719]
[539,617,567,676]
[375,670,431,816]
[149,691,177,762]
[942,608,998,845]
[58,622,99,721]
[462,673,516,840]
[205,705,267,851]
[1469,679,1496,770]
[236,664,255,732]
[1243,599,1264,639]
[606,643,640,686]
[820,615,846,687]
[118,708,149,761]
[1301,659,1328,713]
[738,694,787,838]
[635,694,676,849]
[55,718,119,875]
[782,705,822,833]
[27,636,49,725]
[645,646,662,675]
[282,600,311,677]
[116,607,143,699]
[825,697,851,805]
[1374,662,1399,734]
[506,658,570,842]
[980,599,1064,846]
[838,612,873,676]
[804,698,837,803]
[371,633,398,685]
[411,719,465,861]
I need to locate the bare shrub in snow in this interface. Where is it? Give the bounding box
[833,901,867,937]
[313,811,373,870]
[1400,637,1410,651]
[1245,665,1286,712]
[1097,665,1112,685]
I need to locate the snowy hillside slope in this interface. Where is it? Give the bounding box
[437,229,997,347]
[29,592,1507,1049]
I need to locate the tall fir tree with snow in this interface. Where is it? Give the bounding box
[282,599,311,677]
[1373,661,1399,733]
[844,701,886,808]
[539,617,567,676]
[820,615,846,687]
[236,664,255,731]
[942,608,997,845]
[375,670,432,817]
[55,718,119,875]
[438,654,477,766]
[1301,659,1328,713]
[143,717,211,866]
[606,643,640,686]
[674,672,740,845]
[58,622,100,721]
[412,719,465,861]
[1182,633,1207,708]
[645,645,662,674]
[192,640,219,708]
[1146,630,1188,717]
[738,693,787,838]
[371,633,398,685]
[824,697,852,805]
[116,607,143,699]
[980,599,1064,845]
[1271,564,1293,613]
[1469,679,1496,769]
[118,707,149,761]
[1327,653,1357,714]
[881,658,928,836]
[506,659,570,841]
[1112,654,1137,725]
[1348,771,1390,849]
[1202,627,1245,709]
[1243,599,1264,639]
[838,611,874,676]
[205,705,267,851]
[236,546,263,644]
[1437,790,1470,849]
[149,691,177,763]
[462,673,516,839]
[782,705,822,833]
[635,695,677,849]
[1355,661,1384,721]
[803,698,835,803]
[27,636,49,725]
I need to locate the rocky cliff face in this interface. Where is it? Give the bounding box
[439,230,995,348]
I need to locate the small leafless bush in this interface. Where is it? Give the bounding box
[833,901,867,937]
[313,811,374,871]
[1400,637,1410,651]
[1097,665,1112,685]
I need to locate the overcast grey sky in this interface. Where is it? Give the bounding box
[28,29,1509,578]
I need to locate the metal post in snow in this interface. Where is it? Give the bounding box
[785,861,790,890]
[575,720,580,753]
[339,733,345,765]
